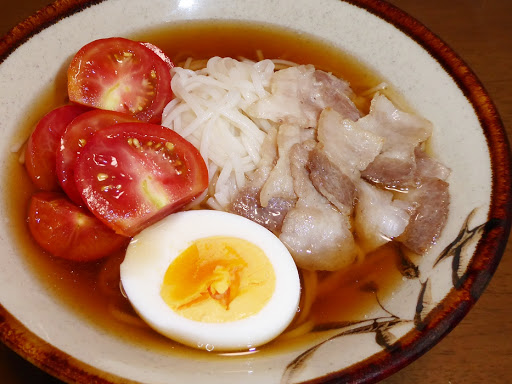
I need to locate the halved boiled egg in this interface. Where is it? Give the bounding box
[120,210,301,352]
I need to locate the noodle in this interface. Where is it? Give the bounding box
[162,57,277,209]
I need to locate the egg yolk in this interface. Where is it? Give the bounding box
[160,236,276,322]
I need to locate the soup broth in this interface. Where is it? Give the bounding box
[6,21,407,358]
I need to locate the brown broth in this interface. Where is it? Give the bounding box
[6,20,406,359]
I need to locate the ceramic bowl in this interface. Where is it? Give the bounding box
[0,0,510,383]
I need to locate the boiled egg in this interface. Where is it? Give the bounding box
[120,210,301,352]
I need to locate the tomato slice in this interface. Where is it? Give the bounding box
[67,37,173,123]
[27,192,129,261]
[25,104,89,191]
[56,109,137,205]
[75,122,209,236]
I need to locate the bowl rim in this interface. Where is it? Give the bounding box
[0,0,511,383]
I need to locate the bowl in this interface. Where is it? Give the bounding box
[0,0,511,383]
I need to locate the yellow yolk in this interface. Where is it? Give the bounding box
[160,236,276,323]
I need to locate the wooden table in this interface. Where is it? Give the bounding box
[1,0,511,383]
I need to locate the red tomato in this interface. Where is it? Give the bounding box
[67,37,173,123]
[56,109,137,205]
[25,104,89,191]
[27,192,129,261]
[74,123,208,237]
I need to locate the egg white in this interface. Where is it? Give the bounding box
[120,210,301,352]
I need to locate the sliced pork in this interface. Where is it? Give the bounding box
[259,124,301,206]
[360,94,434,188]
[414,147,451,182]
[398,178,450,254]
[247,66,360,128]
[363,147,451,189]
[317,107,384,178]
[228,187,294,233]
[307,147,356,215]
[279,142,359,271]
[355,180,412,253]
[247,127,278,188]
[228,126,294,233]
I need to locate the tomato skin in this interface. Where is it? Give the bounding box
[25,104,89,191]
[75,123,209,237]
[67,37,173,123]
[56,109,137,205]
[139,42,174,70]
[27,192,129,262]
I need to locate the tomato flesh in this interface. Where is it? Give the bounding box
[27,192,129,261]
[25,104,89,191]
[57,109,137,205]
[67,37,173,123]
[75,123,208,236]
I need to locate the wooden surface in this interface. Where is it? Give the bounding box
[1,0,511,383]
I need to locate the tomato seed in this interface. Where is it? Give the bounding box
[97,173,109,181]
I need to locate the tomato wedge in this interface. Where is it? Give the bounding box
[25,104,89,191]
[27,192,129,261]
[74,123,208,236]
[67,37,173,123]
[57,109,137,205]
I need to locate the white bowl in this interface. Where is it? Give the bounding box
[0,0,510,383]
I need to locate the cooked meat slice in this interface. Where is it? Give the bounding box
[398,178,450,254]
[360,94,434,188]
[279,142,359,271]
[362,147,451,189]
[361,155,416,188]
[228,186,294,233]
[248,127,278,188]
[307,147,356,215]
[247,66,360,128]
[359,94,433,151]
[310,70,361,121]
[317,108,384,178]
[229,127,295,233]
[414,147,451,181]
[259,124,301,206]
[288,140,322,204]
[355,180,412,253]
[280,203,358,271]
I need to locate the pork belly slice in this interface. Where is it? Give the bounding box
[362,147,451,189]
[359,94,433,151]
[228,186,294,233]
[361,155,416,188]
[279,141,359,271]
[307,147,357,215]
[247,126,278,188]
[247,65,360,128]
[360,94,434,188]
[398,178,450,254]
[414,147,451,181]
[259,124,301,206]
[355,180,412,253]
[311,70,361,121]
[317,108,384,178]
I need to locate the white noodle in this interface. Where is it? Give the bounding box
[162,57,277,208]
